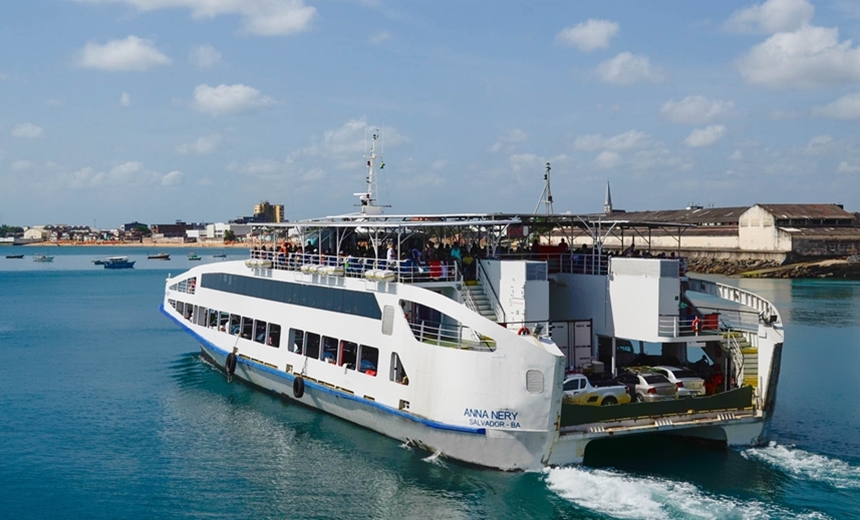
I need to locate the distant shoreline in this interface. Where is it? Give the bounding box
[21,241,251,248]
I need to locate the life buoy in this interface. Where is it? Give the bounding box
[517,326,530,336]
[692,316,701,334]
[293,376,305,399]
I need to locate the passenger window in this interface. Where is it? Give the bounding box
[254,320,267,344]
[340,341,357,369]
[563,380,577,391]
[389,352,408,385]
[241,316,253,339]
[289,328,304,353]
[306,333,321,359]
[208,309,218,328]
[579,379,587,390]
[197,307,208,326]
[229,314,241,335]
[219,311,229,332]
[322,336,338,364]
[268,324,281,347]
[359,345,379,376]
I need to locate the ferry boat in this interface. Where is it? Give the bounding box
[161,135,784,470]
[103,256,135,269]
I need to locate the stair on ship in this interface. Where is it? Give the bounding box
[464,282,498,322]
[721,331,758,387]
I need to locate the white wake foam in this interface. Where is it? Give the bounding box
[422,449,445,466]
[743,442,860,490]
[544,466,829,520]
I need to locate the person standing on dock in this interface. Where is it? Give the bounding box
[225,347,238,383]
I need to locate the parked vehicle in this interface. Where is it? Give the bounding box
[650,365,706,398]
[562,373,630,406]
[614,371,677,403]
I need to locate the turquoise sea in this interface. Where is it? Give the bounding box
[2,246,859,519]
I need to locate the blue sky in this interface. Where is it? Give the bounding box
[2,0,860,227]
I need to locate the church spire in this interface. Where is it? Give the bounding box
[604,181,613,214]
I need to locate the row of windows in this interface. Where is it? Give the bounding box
[169,276,197,295]
[287,328,409,385]
[200,273,382,320]
[170,300,282,347]
[168,299,409,386]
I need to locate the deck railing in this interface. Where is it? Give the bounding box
[497,252,609,275]
[248,250,460,283]
[407,320,495,351]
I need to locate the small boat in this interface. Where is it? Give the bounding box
[5,254,24,259]
[33,255,54,262]
[103,256,135,269]
[148,252,171,260]
[188,252,201,261]
[212,253,227,258]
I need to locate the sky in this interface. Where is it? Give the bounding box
[2,0,860,228]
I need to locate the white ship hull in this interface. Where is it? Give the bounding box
[169,313,556,470]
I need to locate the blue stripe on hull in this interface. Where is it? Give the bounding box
[160,304,486,436]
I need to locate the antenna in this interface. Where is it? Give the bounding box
[354,130,388,215]
[534,162,554,215]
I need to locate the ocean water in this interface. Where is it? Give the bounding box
[1,249,859,519]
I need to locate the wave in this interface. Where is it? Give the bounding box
[544,466,828,520]
[742,442,860,490]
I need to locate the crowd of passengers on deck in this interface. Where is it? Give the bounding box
[248,237,687,279]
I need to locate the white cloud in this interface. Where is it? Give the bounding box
[488,129,528,153]
[596,52,662,85]
[72,0,317,36]
[12,123,45,139]
[74,35,171,71]
[724,0,814,33]
[556,19,619,52]
[811,92,860,119]
[191,84,276,115]
[730,149,744,161]
[573,130,650,151]
[661,96,734,125]
[804,134,835,155]
[684,125,726,147]
[369,31,391,45]
[176,134,222,155]
[189,44,221,68]
[837,161,860,174]
[738,25,860,89]
[594,151,623,170]
[161,170,183,185]
[431,160,448,171]
[64,161,180,189]
[301,119,409,159]
[10,160,35,171]
[120,92,131,106]
[44,99,63,107]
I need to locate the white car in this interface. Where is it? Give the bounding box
[651,365,706,397]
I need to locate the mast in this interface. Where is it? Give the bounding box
[534,162,554,215]
[355,132,384,215]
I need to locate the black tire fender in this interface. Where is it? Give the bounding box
[293,376,305,399]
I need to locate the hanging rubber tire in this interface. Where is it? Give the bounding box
[293,377,305,399]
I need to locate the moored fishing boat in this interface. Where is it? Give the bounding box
[148,252,170,260]
[187,252,201,261]
[161,134,784,470]
[103,256,135,269]
[33,254,54,262]
[5,253,24,259]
